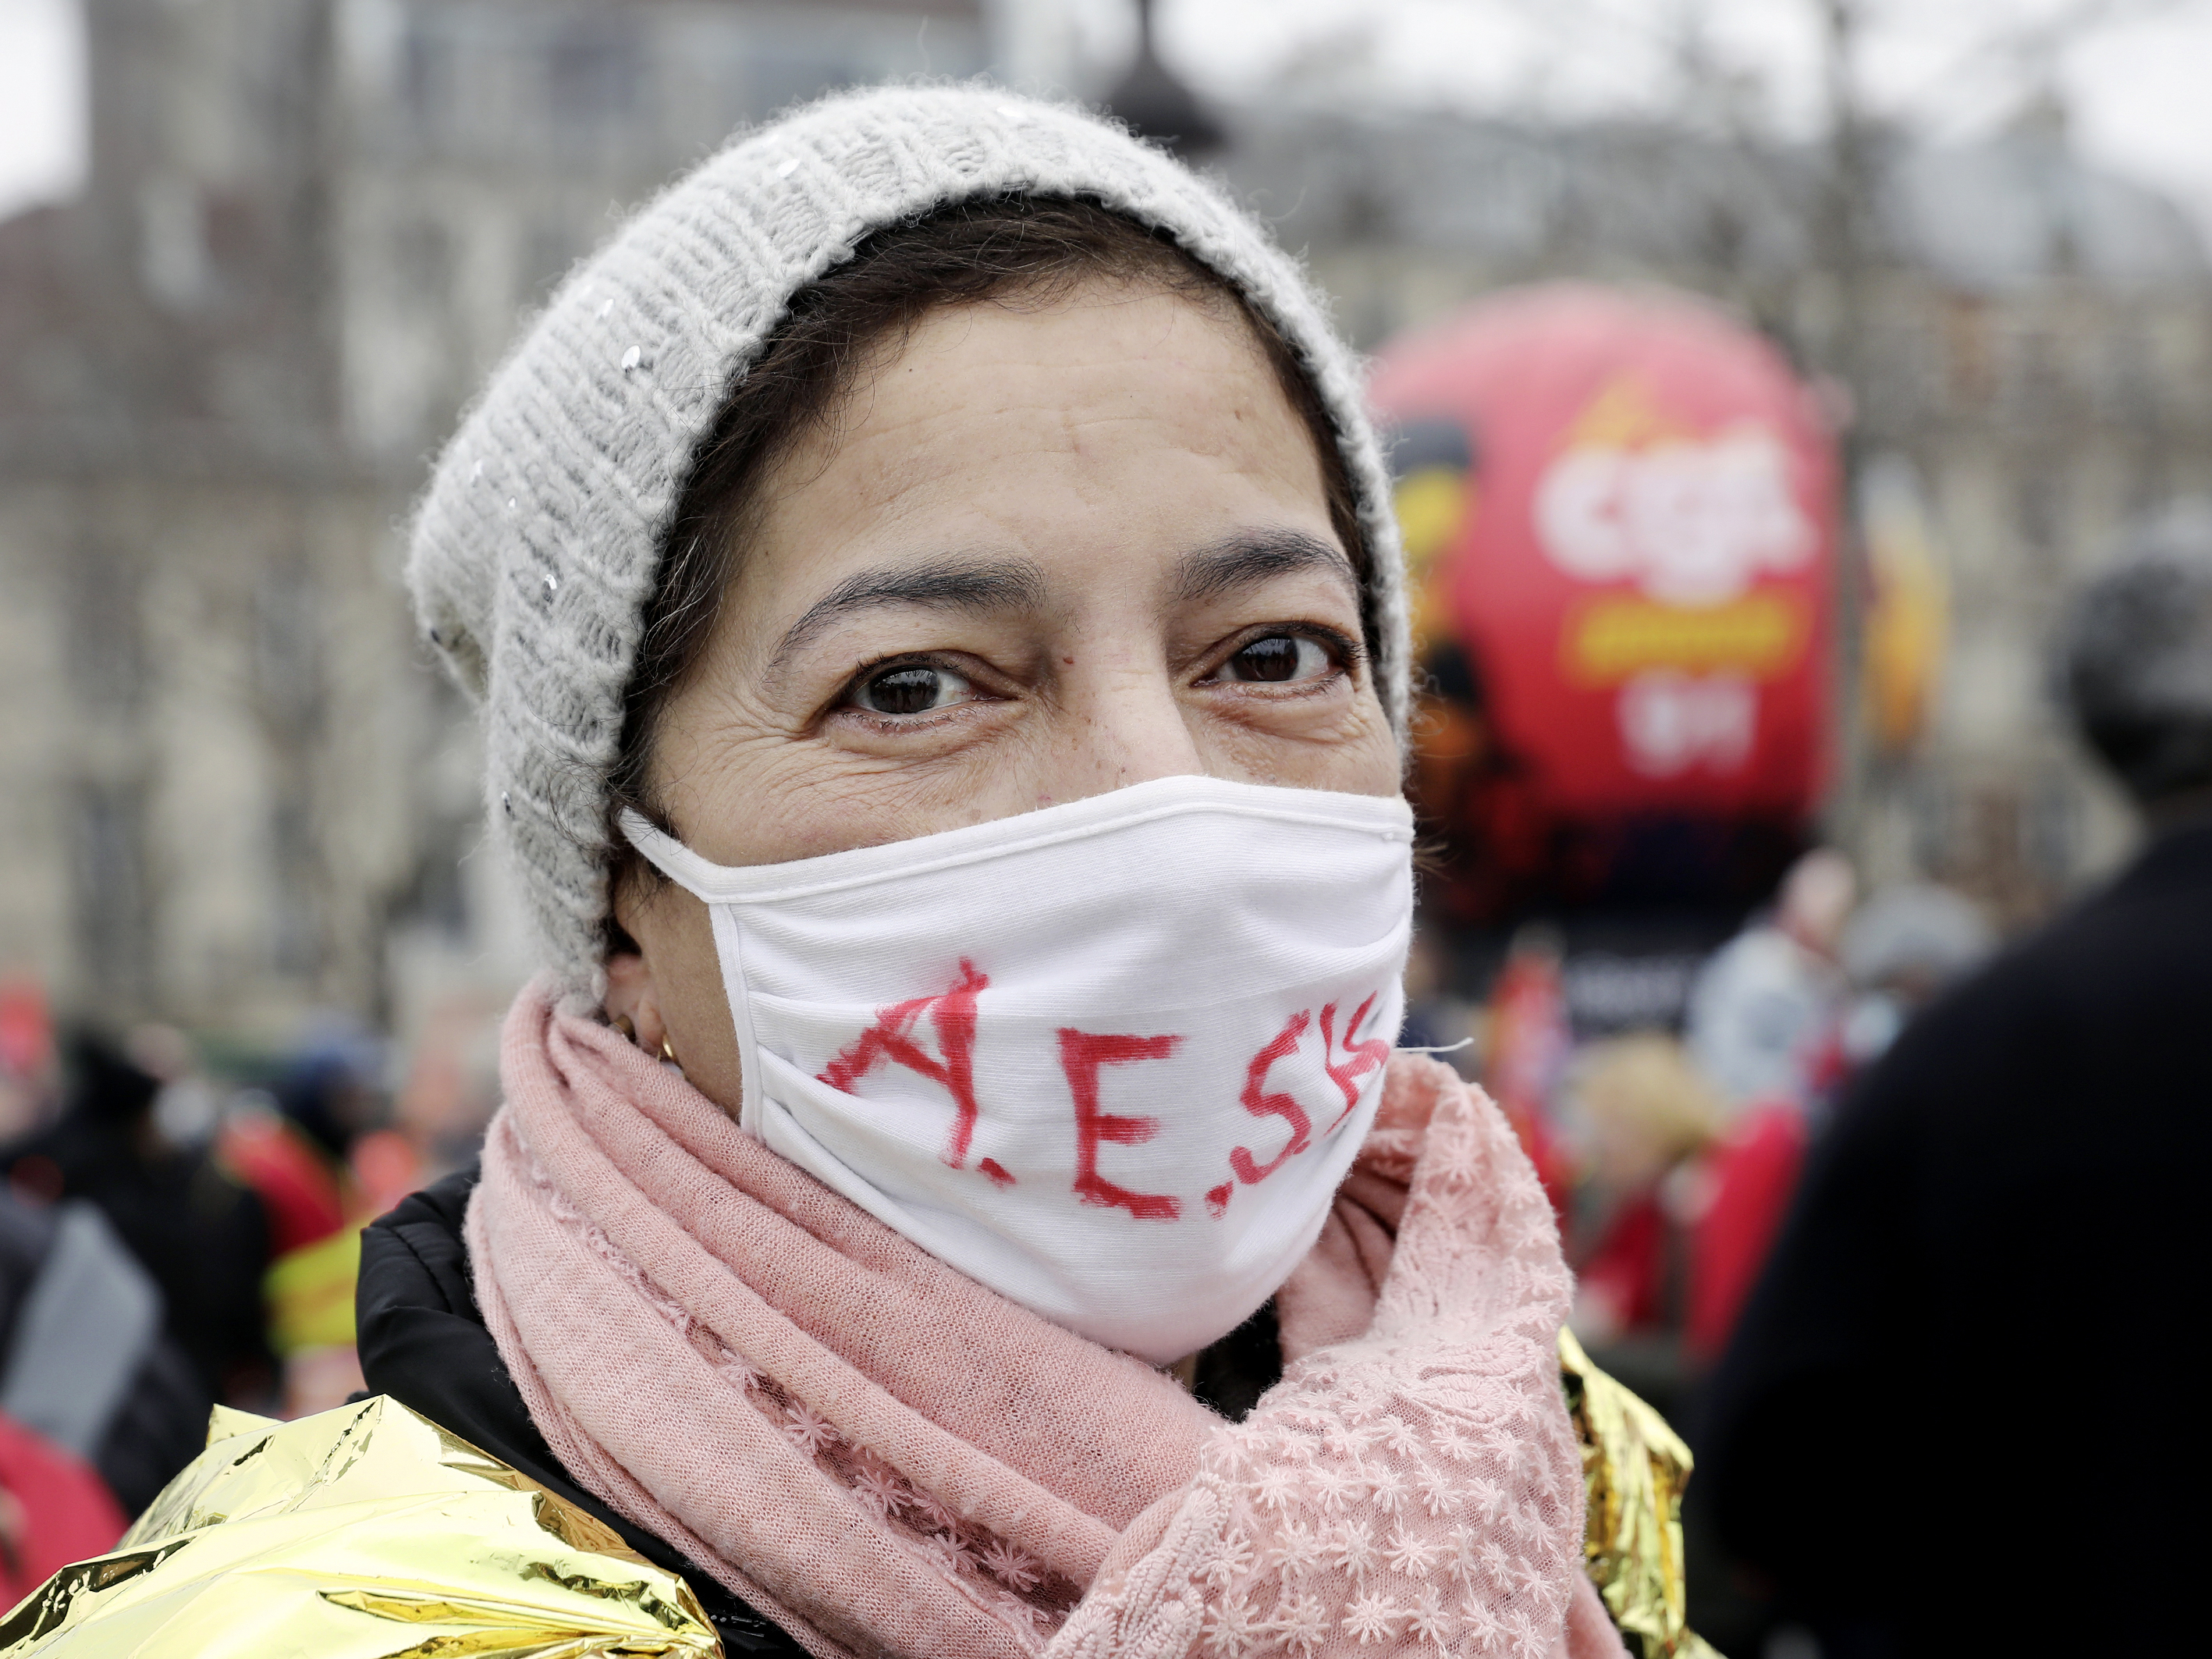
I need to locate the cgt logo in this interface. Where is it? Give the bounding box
[818,962,1392,1223]
[1535,425,1813,607]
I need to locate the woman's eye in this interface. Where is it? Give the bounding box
[849,663,976,716]
[1216,634,1333,684]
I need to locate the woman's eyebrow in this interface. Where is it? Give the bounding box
[1172,529,1359,607]
[765,554,1049,673]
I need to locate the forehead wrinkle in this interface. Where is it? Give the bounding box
[760,552,1049,681]
[1172,529,1360,610]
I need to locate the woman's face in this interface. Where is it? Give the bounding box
[610,279,1401,1110]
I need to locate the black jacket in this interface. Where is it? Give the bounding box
[1696,819,2212,1655]
[357,1170,1290,1656]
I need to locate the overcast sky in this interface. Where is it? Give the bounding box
[1156,0,2212,233]
[0,0,81,224]
[5,0,2211,231]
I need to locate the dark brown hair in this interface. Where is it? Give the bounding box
[605,194,1366,932]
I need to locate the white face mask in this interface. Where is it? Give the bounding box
[621,774,1415,1363]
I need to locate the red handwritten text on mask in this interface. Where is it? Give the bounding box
[818,959,990,1171]
[1320,994,1392,1132]
[822,969,1392,1220]
[1056,1029,1183,1220]
[1227,996,1392,1195]
[1230,1011,1313,1184]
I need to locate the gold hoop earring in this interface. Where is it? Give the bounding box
[611,1013,637,1044]
[659,1036,680,1068]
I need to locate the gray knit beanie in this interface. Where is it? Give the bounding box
[407,83,1409,1006]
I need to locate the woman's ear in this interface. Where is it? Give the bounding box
[604,948,669,1057]
[606,858,739,1110]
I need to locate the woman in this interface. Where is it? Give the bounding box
[360,85,1624,1658]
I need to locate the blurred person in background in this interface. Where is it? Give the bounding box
[225,1024,424,1417]
[0,1185,204,1529]
[390,997,506,1185]
[1483,922,1576,1221]
[218,1021,388,1263]
[1674,882,1994,1380]
[218,1086,347,1274]
[0,982,54,1147]
[1682,848,1855,1115]
[1680,1103,1809,1373]
[2,1032,273,1411]
[0,1401,126,1610]
[1565,1035,1722,1373]
[1834,883,1993,1068]
[0,985,197,1565]
[1674,884,1990,1376]
[1697,503,2212,1656]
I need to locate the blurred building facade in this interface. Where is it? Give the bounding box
[3,1,2207,1038]
[0,0,992,1039]
[1219,98,2212,926]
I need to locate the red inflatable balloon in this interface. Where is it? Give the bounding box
[1371,285,1837,830]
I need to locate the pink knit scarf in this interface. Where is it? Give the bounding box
[467,986,1620,1659]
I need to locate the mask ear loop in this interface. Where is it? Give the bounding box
[612,812,694,1075]
[616,808,742,1115]
[617,807,723,897]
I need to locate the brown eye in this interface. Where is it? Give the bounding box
[850,663,975,716]
[1217,634,1332,684]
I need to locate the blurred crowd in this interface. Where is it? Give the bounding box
[0,987,502,1603]
[1404,503,2212,1655]
[1408,840,1996,1405]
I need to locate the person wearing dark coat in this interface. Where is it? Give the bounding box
[1695,505,2212,1656]
[0,1188,208,1519]
[2,1032,272,1409]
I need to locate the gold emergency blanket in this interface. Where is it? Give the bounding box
[1561,1329,1722,1659]
[0,1394,720,1658]
[3,1352,1706,1657]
